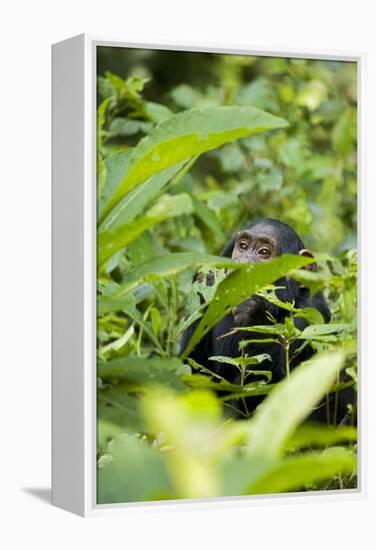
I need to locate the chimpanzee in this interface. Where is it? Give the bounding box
[181,218,353,423]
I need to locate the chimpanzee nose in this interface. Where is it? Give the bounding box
[236,254,259,264]
[235,255,251,264]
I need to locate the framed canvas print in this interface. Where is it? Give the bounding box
[52,35,364,516]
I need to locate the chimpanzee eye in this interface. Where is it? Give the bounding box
[258,247,270,257]
[239,241,248,251]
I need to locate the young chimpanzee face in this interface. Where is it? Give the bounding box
[232,229,277,264]
[230,219,317,271]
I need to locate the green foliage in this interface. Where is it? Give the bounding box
[99,105,287,223]
[182,254,314,357]
[97,351,356,502]
[96,51,357,504]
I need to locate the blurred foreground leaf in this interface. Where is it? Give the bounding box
[285,422,357,451]
[223,447,356,496]
[245,350,346,459]
[142,390,222,498]
[97,434,173,504]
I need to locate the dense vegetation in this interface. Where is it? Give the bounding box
[96,49,357,504]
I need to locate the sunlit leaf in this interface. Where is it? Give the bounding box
[142,390,222,498]
[99,106,288,221]
[249,448,356,494]
[245,350,346,459]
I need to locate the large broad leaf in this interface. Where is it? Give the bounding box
[100,253,242,309]
[248,447,356,494]
[222,447,356,496]
[181,254,314,358]
[245,349,346,459]
[98,193,193,268]
[99,106,288,221]
[141,390,222,498]
[97,356,191,392]
[97,434,174,504]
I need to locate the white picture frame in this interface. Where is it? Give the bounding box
[52,34,366,517]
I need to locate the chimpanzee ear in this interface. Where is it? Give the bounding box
[222,237,236,258]
[299,249,317,272]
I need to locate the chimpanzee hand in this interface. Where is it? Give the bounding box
[232,296,264,326]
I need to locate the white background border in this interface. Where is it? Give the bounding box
[2,1,375,548]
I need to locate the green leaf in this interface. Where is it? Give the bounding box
[248,448,356,494]
[296,80,328,111]
[181,373,245,392]
[190,194,225,241]
[141,390,222,498]
[183,374,275,396]
[150,307,162,336]
[98,193,193,268]
[285,422,357,451]
[99,324,134,357]
[287,268,327,296]
[170,84,202,109]
[278,137,306,175]
[209,353,271,368]
[239,338,279,349]
[97,434,173,503]
[294,307,325,325]
[223,447,356,496]
[98,151,131,217]
[97,97,111,151]
[99,106,288,221]
[245,349,345,459]
[99,160,185,232]
[220,384,276,401]
[97,292,162,350]
[97,356,191,392]
[331,108,357,156]
[108,118,153,137]
[300,323,351,341]
[182,254,314,358]
[235,78,278,111]
[144,101,173,123]
[231,324,286,336]
[97,389,143,441]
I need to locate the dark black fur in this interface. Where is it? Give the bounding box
[181,219,353,423]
